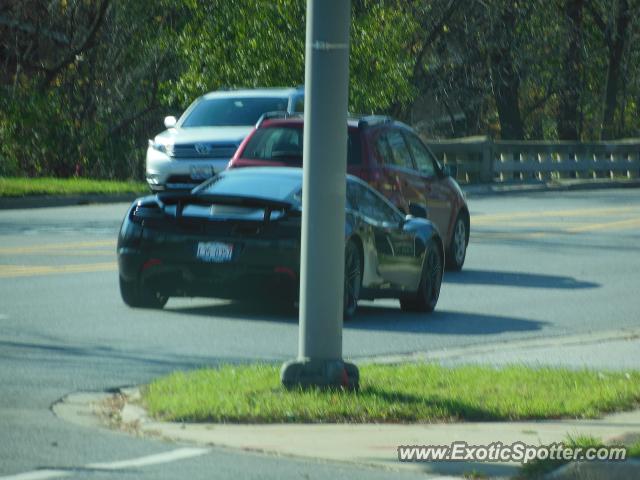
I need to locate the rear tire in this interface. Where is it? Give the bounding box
[119,276,168,309]
[400,239,443,313]
[343,240,362,319]
[446,213,467,271]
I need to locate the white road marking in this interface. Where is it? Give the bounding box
[86,447,210,470]
[0,470,69,480]
[0,448,210,480]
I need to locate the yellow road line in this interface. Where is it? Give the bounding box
[473,206,636,224]
[0,240,116,255]
[0,250,116,257]
[565,217,640,233]
[472,231,547,240]
[0,262,117,278]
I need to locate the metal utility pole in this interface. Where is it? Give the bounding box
[281,0,358,389]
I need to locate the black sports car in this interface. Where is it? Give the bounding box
[117,167,444,317]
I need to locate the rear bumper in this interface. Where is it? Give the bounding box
[118,247,299,300]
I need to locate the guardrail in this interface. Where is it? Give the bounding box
[425,136,640,184]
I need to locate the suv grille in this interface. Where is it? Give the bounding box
[172,143,237,159]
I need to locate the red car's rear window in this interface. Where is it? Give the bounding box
[241,126,362,165]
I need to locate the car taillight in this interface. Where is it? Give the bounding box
[131,203,163,223]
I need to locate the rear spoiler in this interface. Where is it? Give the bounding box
[155,192,295,223]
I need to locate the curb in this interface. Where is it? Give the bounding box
[461,179,640,197]
[53,384,640,480]
[1,179,638,209]
[545,459,640,480]
[0,193,144,210]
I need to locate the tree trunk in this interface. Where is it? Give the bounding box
[601,0,630,140]
[557,0,584,140]
[489,7,525,140]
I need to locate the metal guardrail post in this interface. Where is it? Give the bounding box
[481,138,493,183]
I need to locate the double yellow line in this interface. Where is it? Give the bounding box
[472,205,640,240]
[0,240,116,255]
[0,262,117,278]
[0,240,117,278]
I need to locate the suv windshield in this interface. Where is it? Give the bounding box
[242,127,362,165]
[181,97,289,127]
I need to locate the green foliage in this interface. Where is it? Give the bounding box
[165,0,415,115]
[2,0,640,179]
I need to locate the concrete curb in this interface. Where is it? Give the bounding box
[353,327,640,366]
[54,388,640,479]
[545,459,640,480]
[52,381,640,480]
[461,178,640,198]
[1,179,638,209]
[0,193,143,210]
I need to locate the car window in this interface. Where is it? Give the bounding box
[375,134,394,166]
[384,130,415,170]
[242,127,362,165]
[292,96,304,113]
[181,97,289,127]
[348,181,402,225]
[243,127,303,164]
[405,132,436,177]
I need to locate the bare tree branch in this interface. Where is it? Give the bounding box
[41,0,111,88]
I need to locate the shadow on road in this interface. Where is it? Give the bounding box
[444,269,599,289]
[167,300,298,323]
[167,302,548,335]
[350,306,548,334]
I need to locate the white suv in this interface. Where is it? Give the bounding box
[146,87,304,191]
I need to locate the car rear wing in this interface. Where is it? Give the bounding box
[154,192,296,224]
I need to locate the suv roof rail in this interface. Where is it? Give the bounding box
[357,115,393,129]
[255,111,303,128]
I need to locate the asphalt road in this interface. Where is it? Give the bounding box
[1,188,639,479]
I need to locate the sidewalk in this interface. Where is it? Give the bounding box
[54,330,640,480]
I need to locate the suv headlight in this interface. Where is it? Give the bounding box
[149,139,174,156]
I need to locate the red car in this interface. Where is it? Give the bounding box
[227,115,469,270]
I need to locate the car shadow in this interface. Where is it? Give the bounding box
[443,269,599,289]
[167,301,548,335]
[350,306,548,334]
[166,300,299,323]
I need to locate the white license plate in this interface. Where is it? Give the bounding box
[190,165,214,180]
[196,242,234,263]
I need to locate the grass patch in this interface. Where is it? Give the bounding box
[521,435,640,478]
[142,363,640,423]
[0,177,148,197]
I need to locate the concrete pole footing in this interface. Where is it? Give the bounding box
[281,359,359,391]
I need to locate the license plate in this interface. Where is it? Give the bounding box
[196,242,234,263]
[190,165,214,180]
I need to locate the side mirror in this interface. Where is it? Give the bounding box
[164,116,177,129]
[408,202,428,219]
[443,164,458,178]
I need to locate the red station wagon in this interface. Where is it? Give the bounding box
[227,114,470,270]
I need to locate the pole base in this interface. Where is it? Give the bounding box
[280,359,359,391]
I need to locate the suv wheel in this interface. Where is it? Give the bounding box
[446,213,467,271]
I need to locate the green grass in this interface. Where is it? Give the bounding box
[0,177,148,197]
[629,439,640,457]
[522,435,640,477]
[142,363,640,423]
